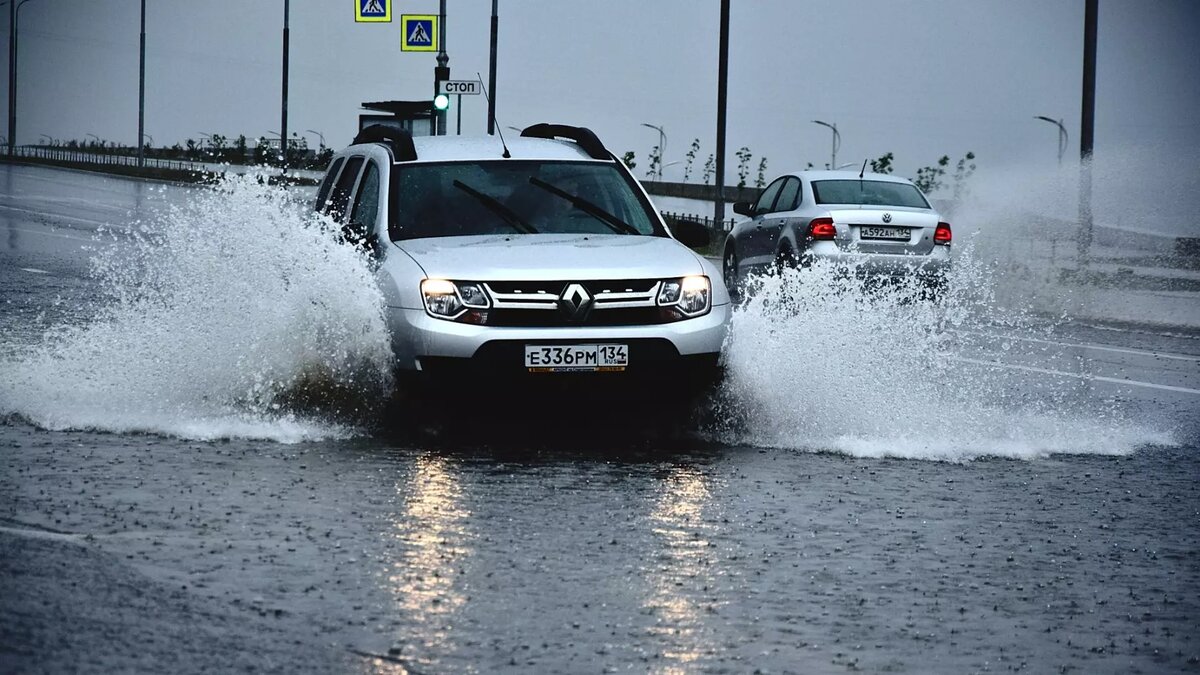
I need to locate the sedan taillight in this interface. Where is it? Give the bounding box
[809,217,836,240]
[934,222,952,245]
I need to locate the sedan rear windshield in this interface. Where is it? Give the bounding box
[811,180,930,208]
[389,160,664,241]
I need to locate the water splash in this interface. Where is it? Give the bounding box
[712,248,1172,461]
[0,174,392,442]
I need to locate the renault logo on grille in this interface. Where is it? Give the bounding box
[558,283,593,322]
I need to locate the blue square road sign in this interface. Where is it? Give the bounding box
[401,15,438,52]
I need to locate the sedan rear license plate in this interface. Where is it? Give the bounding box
[525,344,629,373]
[860,226,910,240]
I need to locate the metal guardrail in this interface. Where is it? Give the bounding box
[7,145,204,172]
[660,210,735,232]
[4,146,326,184]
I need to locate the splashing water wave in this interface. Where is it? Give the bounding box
[712,247,1172,461]
[0,175,393,442]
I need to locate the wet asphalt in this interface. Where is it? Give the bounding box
[2,424,1198,674]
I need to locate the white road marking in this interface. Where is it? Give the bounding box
[0,204,110,228]
[956,330,1200,363]
[5,227,94,243]
[19,267,49,274]
[950,356,1200,395]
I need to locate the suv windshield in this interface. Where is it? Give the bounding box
[811,180,930,208]
[389,160,663,241]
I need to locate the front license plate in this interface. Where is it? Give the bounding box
[860,226,910,240]
[525,344,629,373]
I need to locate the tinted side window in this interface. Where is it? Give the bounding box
[325,157,364,222]
[347,162,380,244]
[776,177,801,212]
[314,157,345,211]
[754,178,786,214]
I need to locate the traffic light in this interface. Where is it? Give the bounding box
[433,93,450,111]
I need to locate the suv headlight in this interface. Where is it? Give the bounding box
[657,275,711,318]
[421,279,490,320]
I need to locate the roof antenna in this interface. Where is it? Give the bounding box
[859,158,868,179]
[477,71,510,158]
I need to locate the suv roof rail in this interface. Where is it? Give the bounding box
[519,124,609,161]
[352,124,417,162]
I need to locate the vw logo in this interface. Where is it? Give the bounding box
[882,213,892,223]
[558,283,593,322]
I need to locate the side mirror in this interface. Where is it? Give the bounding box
[732,201,755,217]
[671,219,711,249]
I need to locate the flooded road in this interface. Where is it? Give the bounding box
[1,165,1197,673]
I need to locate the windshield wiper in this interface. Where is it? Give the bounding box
[527,177,641,236]
[452,180,538,234]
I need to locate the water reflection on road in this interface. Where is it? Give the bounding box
[645,466,718,674]
[386,454,472,667]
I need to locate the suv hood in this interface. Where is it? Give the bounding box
[396,234,707,281]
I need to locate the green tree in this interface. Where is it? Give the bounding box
[646,144,662,180]
[913,155,950,194]
[735,146,752,189]
[702,154,714,185]
[952,151,977,202]
[253,137,269,165]
[755,156,769,189]
[683,138,700,182]
[621,151,636,170]
[869,152,894,174]
[234,135,248,164]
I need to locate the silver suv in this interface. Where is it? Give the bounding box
[315,124,730,395]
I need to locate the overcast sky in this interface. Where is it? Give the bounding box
[10,0,1200,184]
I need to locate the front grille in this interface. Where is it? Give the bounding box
[481,279,667,327]
[484,307,673,327]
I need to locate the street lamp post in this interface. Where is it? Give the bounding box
[641,123,665,180]
[138,0,146,167]
[280,0,290,171]
[304,129,324,150]
[812,120,840,170]
[7,0,38,155]
[1034,116,1068,167]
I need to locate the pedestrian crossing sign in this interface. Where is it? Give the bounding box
[355,0,391,23]
[401,15,438,52]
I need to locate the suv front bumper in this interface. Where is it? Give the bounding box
[387,302,731,373]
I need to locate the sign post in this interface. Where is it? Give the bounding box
[437,80,480,135]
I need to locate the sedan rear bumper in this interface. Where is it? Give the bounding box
[806,243,951,278]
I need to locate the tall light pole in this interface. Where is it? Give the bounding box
[714,0,729,227]
[1034,116,1068,166]
[137,0,145,167]
[812,120,840,170]
[304,129,324,149]
[7,0,37,154]
[280,0,290,170]
[487,0,498,135]
[641,123,665,179]
[1078,0,1098,265]
[434,0,449,136]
